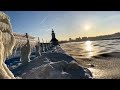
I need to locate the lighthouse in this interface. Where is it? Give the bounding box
[50,29,59,46]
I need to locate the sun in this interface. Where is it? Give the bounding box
[84,24,91,31]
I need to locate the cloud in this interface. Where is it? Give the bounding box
[40,16,48,25]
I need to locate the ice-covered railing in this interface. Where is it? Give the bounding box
[6,34,37,59]
[7,33,52,60]
[13,32,35,40]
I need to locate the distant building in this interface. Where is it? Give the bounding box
[81,37,88,41]
[87,37,96,41]
[50,29,59,46]
[75,37,81,41]
[69,38,72,41]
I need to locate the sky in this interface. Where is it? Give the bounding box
[4,11,120,41]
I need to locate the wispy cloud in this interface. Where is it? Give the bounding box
[40,16,48,25]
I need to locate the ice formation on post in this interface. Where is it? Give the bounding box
[20,34,31,65]
[35,37,41,57]
[42,39,45,52]
[0,11,16,79]
[45,40,48,51]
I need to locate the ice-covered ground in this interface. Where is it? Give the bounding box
[7,46,93,79]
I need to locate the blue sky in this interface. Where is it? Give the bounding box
[4,11,120,41]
